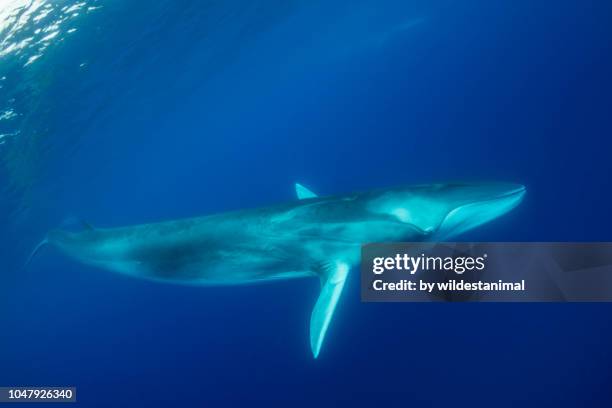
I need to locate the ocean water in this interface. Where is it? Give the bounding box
[1,0,611,406]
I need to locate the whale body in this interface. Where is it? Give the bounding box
[29,182,526,357]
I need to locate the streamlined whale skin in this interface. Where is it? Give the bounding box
[29,182,526,357]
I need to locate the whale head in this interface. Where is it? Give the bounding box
[367,182,526,239]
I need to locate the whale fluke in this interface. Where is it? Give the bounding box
[25,237,49,268]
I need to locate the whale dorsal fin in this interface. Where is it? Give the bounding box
[310,261,349,358]
[295,183,318,199]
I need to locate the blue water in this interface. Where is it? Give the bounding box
[1,0,612,406]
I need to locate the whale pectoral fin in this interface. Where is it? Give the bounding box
[310,261,349,358]
[295,183,318,199]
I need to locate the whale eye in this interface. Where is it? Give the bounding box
[389,207,435,234]
[390,207,411,223]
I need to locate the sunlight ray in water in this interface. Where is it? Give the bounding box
[0,0,97,66]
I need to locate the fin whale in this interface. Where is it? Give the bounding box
[28,182,526,357]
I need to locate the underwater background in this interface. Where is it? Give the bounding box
[1,0,611,406]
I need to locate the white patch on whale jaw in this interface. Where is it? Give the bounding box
[436,189,526,239]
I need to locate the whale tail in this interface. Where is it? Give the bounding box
[24,237,49,268]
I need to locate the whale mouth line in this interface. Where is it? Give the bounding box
[462,185,526,212]
[462,184,526,208]
[495,185,526,199]
[435,185,526,239]
[445,184,526,214]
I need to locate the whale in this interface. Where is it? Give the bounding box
[27,182,526,357]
